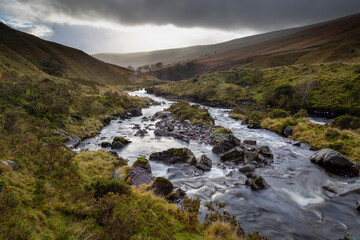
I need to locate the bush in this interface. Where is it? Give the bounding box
[268,109,290,119]
[86,178,131,198]
[332,115,360,130]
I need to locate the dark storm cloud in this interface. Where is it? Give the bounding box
[22,0,360,31]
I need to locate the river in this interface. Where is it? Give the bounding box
[76,89,360,240]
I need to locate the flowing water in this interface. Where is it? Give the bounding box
[76,89,360,240]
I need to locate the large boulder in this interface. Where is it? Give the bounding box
[245,174,270,190]
[310,148,360,177]
[149,148,197,165]
[212,133,241,154]
[196,155,212,171]
[129,108,142,117]
[166,188,186,203]
[220,147,244,163]
[111,137,131,149]
[127,157,154,186]
[151,177,174,196]
[283,126,294,137]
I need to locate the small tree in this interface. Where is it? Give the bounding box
[298,76,315,108]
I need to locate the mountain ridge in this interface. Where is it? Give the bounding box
[0,22,133,86]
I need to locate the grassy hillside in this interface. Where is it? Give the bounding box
[146,13,360,81]
[0,23,133,86]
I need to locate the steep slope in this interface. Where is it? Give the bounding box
[196,13,360,73]
[0,23,132,86]
[145,13,360,80]
[93,26,309,68]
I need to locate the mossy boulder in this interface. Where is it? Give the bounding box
[212,128,241,154]
[245,175,269,190]
[151,177,174,196]
[127,157,154,186]
[166,188,186,203]
[111,137,131,149]
[310,148,360,177]
[220,147,244,163]
[149,148,197,165]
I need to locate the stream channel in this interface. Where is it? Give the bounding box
[75,89,360,240]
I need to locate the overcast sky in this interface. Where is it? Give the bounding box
[1,0,360,54]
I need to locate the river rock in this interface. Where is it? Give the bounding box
[283,126,294,137]
[111,137,131,149]
[129,108,142,117]
[196,155,212,171]
[258,146,274,159]
[64,136,81,149]
[239,164,255,173]
[167,188,186,203]
[243,139,256,145]
[127,157,154,186]
[150,148,197,165]
[245,175,269,190]
[310,148,360,177]
[154,111,171,119]
[101,142,111,148]
[135,129,148,136]
[102,115,116,125]
[151,177,174,196]
[212,134,241,154]
[220,147,244,163]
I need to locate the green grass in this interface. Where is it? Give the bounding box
[261,117,360,162]
[149,56,360,116]
[168,101,215,126]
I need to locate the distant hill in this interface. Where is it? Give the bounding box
[92,26,310,68]
[147,13,360,80]
[195,13,360,72]
[0,23,132,86]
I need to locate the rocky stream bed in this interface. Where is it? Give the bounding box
[74,89,360,240]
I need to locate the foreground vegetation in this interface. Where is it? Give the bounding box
[0,44,266,240]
